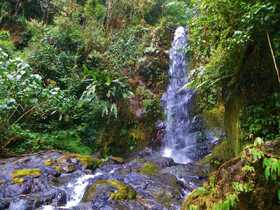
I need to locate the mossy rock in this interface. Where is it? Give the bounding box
[45,154,102,172]
[44,159,54,167]
[139,162,159,176]
[109,179,137,200]
[11,168,41,184]
[13,177,25,185]
[200,141,233,169]
[44,159,63,173]
[155,191,174,208]
[83,179,137,202]
[59,154,102,169]
[73,154,100,168]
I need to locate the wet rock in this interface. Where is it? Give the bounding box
[0,149,209,210]
[139,162,159,176]
[0,151,100,209]
[141,152,176,169]
[137,148,153,157]
[161,164,207,192]
[4,183,31,197]
[189,115,203,133]
[83,183,114,202]
[59,162,77,173]
[37,188,67,207]
[0,199,9,209]
[83,179,137,202]
[136,198,168,210]
[8,199,34,210]
[151,121,166,148]
[52,170,85,187]
[124,172,150,191]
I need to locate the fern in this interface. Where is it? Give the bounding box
[188,205,199,210]
[192,186,209,197]
[242,165,255,174]
[263,158,280,181]
[248,147,264,162]
[213,193,239,210]
[232,182,253,193]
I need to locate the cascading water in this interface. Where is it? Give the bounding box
[161,26,198,164]
[41,172,104,210]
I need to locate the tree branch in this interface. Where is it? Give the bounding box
[266,32,280,84]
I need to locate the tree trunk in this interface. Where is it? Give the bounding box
[224,92,242,156]
[106,0,113,29]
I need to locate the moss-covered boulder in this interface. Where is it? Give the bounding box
[139,162,159,176]
[182,139,280,210]
[83,179,137,202]
[44,153,102,173]
[200,141,233,170]
[59,154,102,169]
[72,154,102,169]
[11,168,42,184]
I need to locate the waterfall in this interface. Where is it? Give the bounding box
[161,26,197,164]
[41,172,104,210]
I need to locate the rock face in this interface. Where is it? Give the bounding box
[0,149,208,210]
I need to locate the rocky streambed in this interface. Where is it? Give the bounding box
[0,149,208,210]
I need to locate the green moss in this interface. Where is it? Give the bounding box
[53,165,62,173]
[74,154,101,169]
[44,159,54,166]
[139,162,159,176]
[108,179,137,200]
[224,95,242,156]
[11,168,41,184]
[43,154,101,174]
[155,192,173,208]
[13,178,25,184]
[202,105,224,130]
[12,168,41,178]
[83,179,137,202]
[58,154,102,169]
[200,141,233,169]
[44,159,63,173]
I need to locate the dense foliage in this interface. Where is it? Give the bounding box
[0,0,190,156]
[188,0,280,155]
[185,1,280,208]
[183,139,280,210]
[0,0,279,209]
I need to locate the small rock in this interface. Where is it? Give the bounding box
[110,156,124,164]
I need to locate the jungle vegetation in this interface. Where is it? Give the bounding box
[0,0,279,208]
